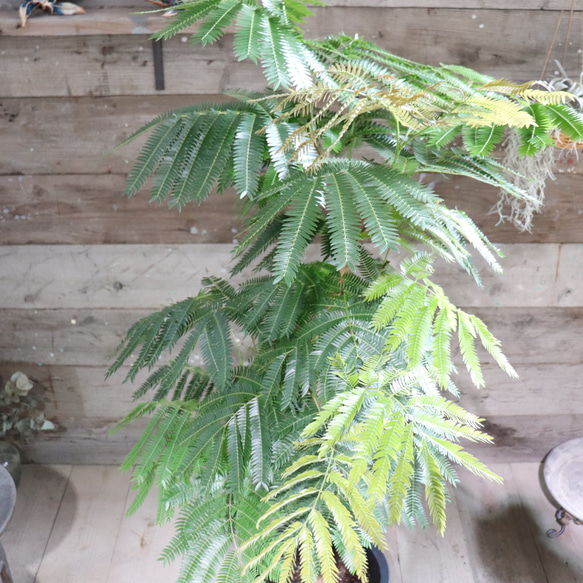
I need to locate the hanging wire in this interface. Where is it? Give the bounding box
[561,0,577,65]
[541,0,569,78]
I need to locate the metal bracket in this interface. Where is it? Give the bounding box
[546,507,583,538]
[152,39,165,91]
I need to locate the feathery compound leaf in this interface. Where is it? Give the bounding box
[185,112,241,204]
[426,125,463,148]
[419,444,447,533]
[191,0,242,46]
[470,314,517,378]
[546,103,583,141]
[457,311,484,388]
[124,116,184,197]
[234,112,266,199]
[516,103,553,157]
[462,124,506,157]
[260,17,291,89]
[308,509,338,583]
[154,0,223,41]
[407,296,438,368]
[348,173,400,253]
[431,308,455,389]
[323,171,362,272]
[234,4,263,62]
[201,311,232,388]
[273,176,324,284]
[249,397,272,490]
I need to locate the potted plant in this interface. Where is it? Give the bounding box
[108,2,583,583]
[0,371,56,486]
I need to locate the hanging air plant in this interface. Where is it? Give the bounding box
[494,0,583,231]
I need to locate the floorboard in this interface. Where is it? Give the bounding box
[2,464,72,583]
[2,464,583,583]
[33,465,130,583]
[106,481,181,582]
[511,463,583,583]
[394,486,475,582]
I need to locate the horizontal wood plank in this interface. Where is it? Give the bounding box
[0,244,243,310]
[0,174,243,245]
[0,95,224,175]
[0,9,580,97]
[434,243,583,308]
[1,361,579,429]
[20,413,583,464]
[3,94,582,178]
[1,307,581,366]
[435,174,583,245]
[456,364,583,417]
[1,243,581,309]
[1,173,582,245]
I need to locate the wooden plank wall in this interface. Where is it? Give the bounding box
[0,0,582,464]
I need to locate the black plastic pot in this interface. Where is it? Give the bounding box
[366,546,390,583]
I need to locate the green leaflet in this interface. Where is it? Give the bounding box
[260,16,291,89]
[233,112,266,199]
[426,124,463,148]
[124,116,184,197]
[457,311,484,388]
[154,0,223,41]
[516,103,554,157]
[234,5,263,62]
[546,103,583,141]
[323,171,362,271]
[462,124,506,157]
[191,0,242,46]
[201,311,233,389]
[273,176,324,284]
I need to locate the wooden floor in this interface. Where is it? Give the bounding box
[3,464,582,583]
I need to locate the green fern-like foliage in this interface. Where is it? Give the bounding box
[109,2,583,583]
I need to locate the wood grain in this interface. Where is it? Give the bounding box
[34,465,131,582]
[434,243,583,309]
[1,243,580,309]
[106,485,181,583]
[0,174,243,245]
[2,464,72,583]
[0,363,580,444]
[393,490,475,582]
[467,414,583,462]
[454,463,548,583]
[0,8,581,97]
[511,463,583,582]
[16,412,583,464]
[0,244,243,310]
[1,306,582,367]
[3,93,582,178]
[0,95,227,175]
[455,364,583,417]
[1,173,582,245]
